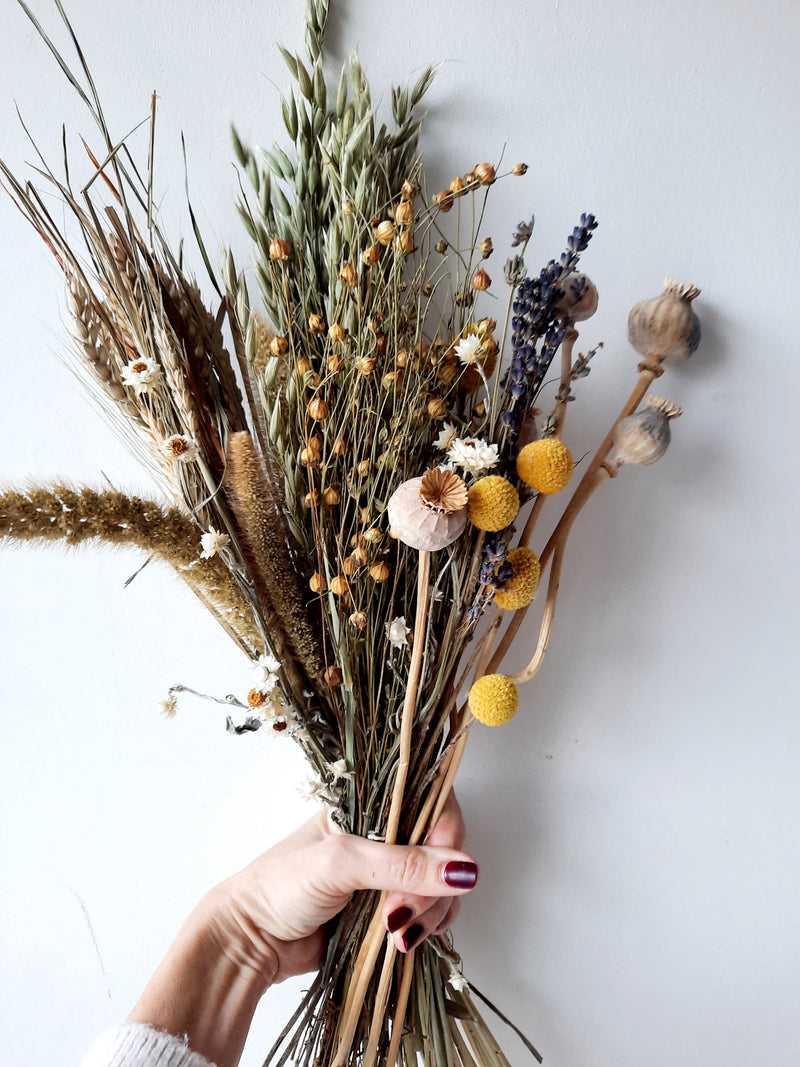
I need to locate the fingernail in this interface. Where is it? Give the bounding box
[402,923,425,951]
[442,860,478,889]
[387,905,414,933]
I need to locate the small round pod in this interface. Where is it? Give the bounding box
[493,546,541,610]
[516,438,574,494]
[387,469,469,552]
[628,277,701,365]
[468,673,520,726]
[611,394,682,467]
[555,271,599,323]
[467,476,520,532]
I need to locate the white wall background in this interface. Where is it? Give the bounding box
[1,1,798,1065]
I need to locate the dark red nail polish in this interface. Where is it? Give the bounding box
[387,905,414,933]
[442,860,478,889]
[402,923,425,951]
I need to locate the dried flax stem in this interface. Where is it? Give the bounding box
[385,951,415,1067]
[331,910,388,1067]
[362,938,397,1067]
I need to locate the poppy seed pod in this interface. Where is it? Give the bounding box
[387,470,468,552]
[611,395,682,467]
[628,277,701,365]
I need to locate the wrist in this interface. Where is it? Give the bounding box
[127,888,277,1067]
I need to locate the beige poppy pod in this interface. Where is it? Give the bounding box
[628,277,701,365]
[611,395,682,467]
[387,469,469,552]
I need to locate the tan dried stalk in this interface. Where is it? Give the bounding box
[0,483,263,654]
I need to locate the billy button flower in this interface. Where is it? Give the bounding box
[493,547,541,610]
[467,476,520,532]
[516,438,574,494]
[468,674,520,726]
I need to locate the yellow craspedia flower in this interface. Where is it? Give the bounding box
[516,438,574,494]
[467,476,520,532]
[468,673,519,726]
[493,547,541,610]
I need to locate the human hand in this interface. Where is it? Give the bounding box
[211,790,476,984]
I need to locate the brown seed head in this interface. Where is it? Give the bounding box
[401,178,420,201]
[349,610,368,631]
[308,313,326,335]
[330,574,349,596]
[332,437,348,457]
[511,162,529,176]
[450,176,466,194]
[369,561,391,582]
[269,236,291,261]
[355,356,376,375]
[342,555,359,575]
[396,348,409,368]
[327,352,344,374]
[339,262,357,286]
[270,335,289,357]
[324,665,343,686]
[395,229,414,255]
[472,268,491,291]
[342,200,355,216]
[296,357,313,377]
[309,572,326,593]
[427,397,448,418]
[362,526,382,543]
[376,220,396,245]
[357,459,371,477]
[394,200,414,227]
[308,397,329,420]
[474,162,496,185]
[304,489,320,508]
[328,323,347,345]
[363,245,380,265]
[434,190,454,213]
[480,237,494,259]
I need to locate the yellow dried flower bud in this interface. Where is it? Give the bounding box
[516,438,574,494]
[324,665,343,686]
[394,200,414,227]
[330,574,349,596]
[472,268,491,291]
[427,397,448,418]
[511,162,528,176]
[474,162,496,185]
[269,236,291,261]
[363,245,380,265]
[369,561,391,582]
[309,572,326,593]
[376,220,396,245]
[308,313,326,334]
[307,397,329,421]
[339,262,357,286]
[434,190,454,212]
[468,674,519,726]
[493,547,541,610]
[467,476,520,532]
[270,335,289,357]
[349,610,368,631]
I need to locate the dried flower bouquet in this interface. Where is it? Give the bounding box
[0,2,701,1065]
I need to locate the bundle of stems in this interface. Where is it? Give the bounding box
[0,2,700,1065]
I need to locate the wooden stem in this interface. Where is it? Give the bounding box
[485,362,661,678]
[385,951,415,1067]
[552,326,578,438]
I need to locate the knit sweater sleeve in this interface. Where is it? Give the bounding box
[81,1023,217,1067]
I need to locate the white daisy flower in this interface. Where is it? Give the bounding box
[454,334,482,365]
[200,527,231,559]
[120,355,163,397]
[434,421,458,450]
[162,434,199,463]
[386,616,411,648]
[328,758,353,781]
[252,652,281,694]
[446,437,500,474]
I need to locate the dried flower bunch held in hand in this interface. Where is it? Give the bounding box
[0,1,701,1065]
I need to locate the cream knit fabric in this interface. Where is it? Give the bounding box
[81,1023,217,1067]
